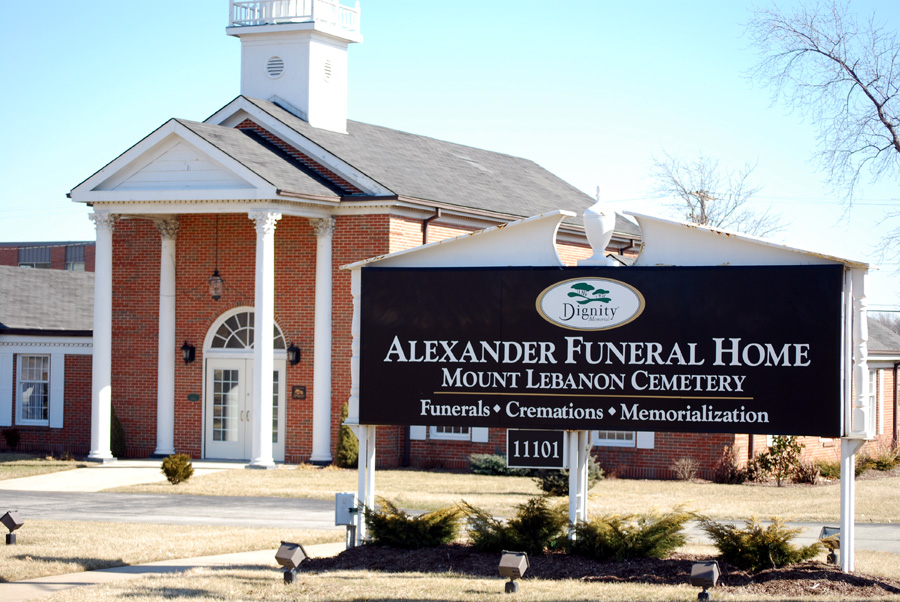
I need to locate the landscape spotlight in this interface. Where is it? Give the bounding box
[1,510,23,545]
[819,526,840,564]
[498,550,529,593]
[275,541,308,584]
[690,560,720,601]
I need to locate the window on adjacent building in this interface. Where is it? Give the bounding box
[66,245,86,271]
[430,425,471,440]
[593,430,635,447]
[18,355,50,424]
[18,246,51,269]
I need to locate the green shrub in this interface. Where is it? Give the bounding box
[110,405,127,458]
[534,455,603,496]
[856,454,876,476]
[756,436,804,486]
[816,459,841,479]
[2,428,20,451]
[364,498,462,548]
[464,496,567,556]
[792,460,820,484]
[469,453,531,476]
[713,445,747,484]
[161,453,194,485]
[864,443,900,471]
[700,516,821,572]
[569,507,692,561]
[335,402,359,468]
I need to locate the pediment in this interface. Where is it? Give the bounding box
[96,139,253,192]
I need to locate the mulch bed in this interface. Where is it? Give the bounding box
[302,543,900,598]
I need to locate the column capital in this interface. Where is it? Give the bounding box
[89,212,119,232]
[249,210,282,236]
[154,218,180,240]
[310,217,336,238]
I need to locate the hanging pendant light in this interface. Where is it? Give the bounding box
[209,214,224,300]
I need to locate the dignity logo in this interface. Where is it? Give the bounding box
[536,278,645,331]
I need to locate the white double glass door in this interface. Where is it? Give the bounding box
[205,358,286,461]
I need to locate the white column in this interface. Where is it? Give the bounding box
[577,430,590,522]
[248,210,281,469]
[309,217,335,464]
[88,212,117,462]
[154,219,179,457]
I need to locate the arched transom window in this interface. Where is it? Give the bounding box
[210,310,286,350]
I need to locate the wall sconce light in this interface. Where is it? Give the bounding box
[287,342,301,366]
[498,550,529,593]
[181,341,196,364]
[1,510,23,545]
[690,560,720,601]
[819,526,840,564]
[275,541,308,584]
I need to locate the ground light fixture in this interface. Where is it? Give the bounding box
[819,526,840,564]
[690,560,720,601]
[275,541,308,584]
[498,550,529,593]
[1,510,23,545]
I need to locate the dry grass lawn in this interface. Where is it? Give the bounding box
[0,453,87,480]
[0,520,341,582]
[112,466,900,523]
[34,565,900,602]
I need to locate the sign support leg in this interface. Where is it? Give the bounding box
[356,425,376,545]
[568,431,579,539]
[840,437,864,573]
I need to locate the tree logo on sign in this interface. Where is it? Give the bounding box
[567,282,612,304]
[536,277,645,331]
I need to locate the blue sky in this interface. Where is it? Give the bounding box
[1,1,898,308]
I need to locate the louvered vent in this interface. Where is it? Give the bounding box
[323,59,332,82]
[267,56,285,78]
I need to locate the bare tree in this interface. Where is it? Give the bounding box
[748,0,900,201]
[651,152,784,237]
[872,311,900,336]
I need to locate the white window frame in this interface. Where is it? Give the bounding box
[429,425,471,440]
[17,354,50,425]
[593,429,635,447]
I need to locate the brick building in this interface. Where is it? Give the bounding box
[64,1,638,467]
[0,266,93,455]
[6,1,893,475]
[0,242,95,272]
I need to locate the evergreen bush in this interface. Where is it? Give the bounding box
[2,427,20,451]
[816,459,841,479]
[469,453,532,476]
[712,445,748,484]
[569,507,692,561]
[745,455,769,483]
[534,455,603,496]
[700,516,821,572]
[335,402,359,468]
[110,405,127,458]
[161,453,194,485]
[464,496,567,556]
[363,498,462,548]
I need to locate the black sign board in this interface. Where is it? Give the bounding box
[507,429,567,469]
[360,265,844,437]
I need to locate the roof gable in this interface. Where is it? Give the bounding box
[70,118,339,204]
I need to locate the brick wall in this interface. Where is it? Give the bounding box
[0,247,17,267]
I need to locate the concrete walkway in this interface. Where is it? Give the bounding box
[0,542,345,602]
[0,460,345,601]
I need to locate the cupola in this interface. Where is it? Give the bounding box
[227,0,362,133]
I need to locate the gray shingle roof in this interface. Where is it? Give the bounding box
[868,318,900,354]
[176,119,340,199]
[0,266,93,332]
[239,97,639,238]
